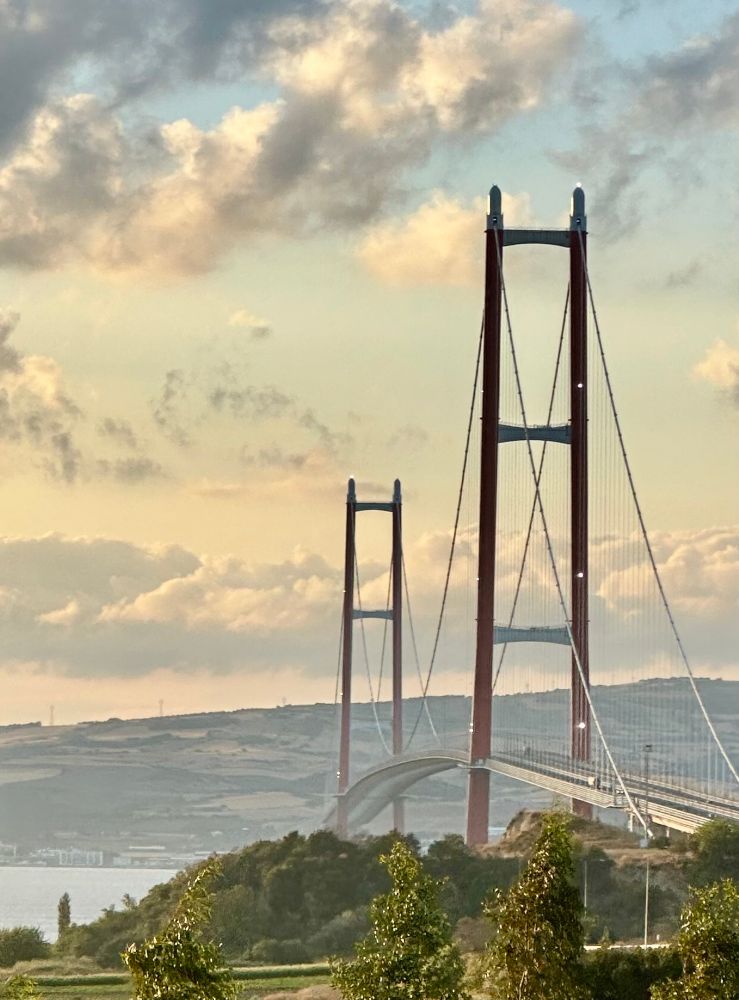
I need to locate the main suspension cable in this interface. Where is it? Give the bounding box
[405,312,485,748]
[578,229,739,787]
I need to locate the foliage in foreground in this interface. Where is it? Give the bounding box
[122,858,237,1000]
[0,976,41,1000]
[479,811,589,1000]
[331,840,469,1000]
[651,878,739,1000]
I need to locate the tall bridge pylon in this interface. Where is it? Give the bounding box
[337,477,403,837]
[466,186,591,844]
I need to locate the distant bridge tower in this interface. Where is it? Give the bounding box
[337,478,404,837]
[466,186,592,846]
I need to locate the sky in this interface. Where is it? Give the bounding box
[0,0,736,725]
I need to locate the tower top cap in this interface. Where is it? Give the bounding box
[487,185,503,229]
[347,477,356,501]
[570,185,586,231]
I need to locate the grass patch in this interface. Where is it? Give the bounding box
[5,964,332,1000]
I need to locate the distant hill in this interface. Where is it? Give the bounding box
[0,679,736,855]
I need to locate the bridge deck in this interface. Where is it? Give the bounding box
[325,748,739,835]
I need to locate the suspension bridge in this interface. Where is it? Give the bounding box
[324,185,739,846]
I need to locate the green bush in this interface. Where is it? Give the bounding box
[0,929,49,969]
[249,939,310,964]
[583,946,680,1000]
[0,975,41,1000]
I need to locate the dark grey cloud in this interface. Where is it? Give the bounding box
[95,456,168,483]
[150,358,352,457]
[665,260,702,289]
[0,0,322,150]
[208,380,293,420]
[97,417,139,450]
[631,11,739,134]
[241,446,310,470]
[0,311,168,484]
[151,369,192,446]
[297,408,352,456]
[554,10,739,236]
[0,310,84,482]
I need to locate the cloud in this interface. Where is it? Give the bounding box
[0,523,735,687]
[628,13,739,135]
[597,526,739,623]
[0,310,84,482]
[97,417,139,450]
[664,260,702,288]
[555,10,739,235]
[356,190,532,286]
[150,360,352,458]
[0,0,581,278]
[98,548,340,634]
[0,311,171,485]
[0,532,340,677]
[227,310,272,340]
[0,0,321,150]
[95,456,168,483]
[693,338,739,402]
[386,424,429,452]
[188,449,364,501]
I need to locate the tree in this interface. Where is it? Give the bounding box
[651,879,739,1000]
[123,858,236,1000]
[688,819,739,886]
[331,840,469,1000]
[478,811,589,1000]
[57,893,71,940]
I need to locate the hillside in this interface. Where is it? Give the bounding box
[0,680,736,858]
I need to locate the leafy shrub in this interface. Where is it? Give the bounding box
[0,929,49,969]
[249,939,310,964]
[0,975,41,1000]
[583,946,681,1000]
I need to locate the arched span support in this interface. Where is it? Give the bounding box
[325,752,467,831]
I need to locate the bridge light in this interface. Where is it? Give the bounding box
[577,721,587,730]
[576,571,584,578]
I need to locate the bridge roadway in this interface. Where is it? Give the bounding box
[325,747,739,835]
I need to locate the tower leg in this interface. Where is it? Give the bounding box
[569,191,592,820]
[466,188,504,846]
[337,479,356,838]
[392,479,404,833]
